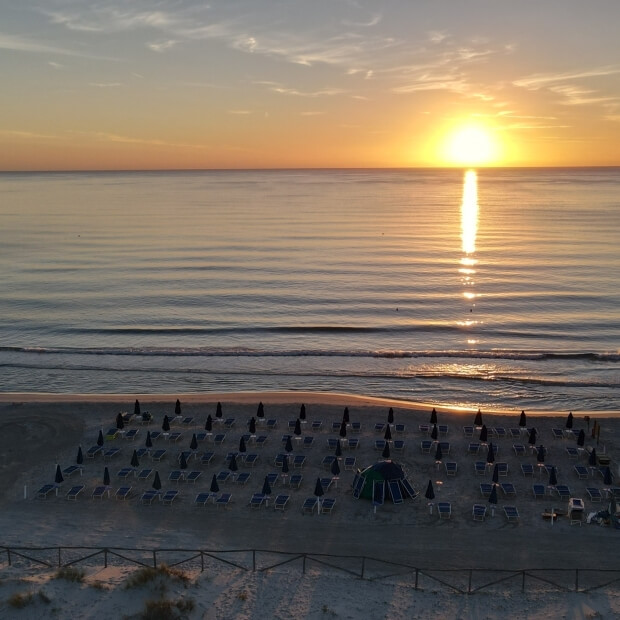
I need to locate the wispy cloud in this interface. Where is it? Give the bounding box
[89,82,123,88]
[0,129,57,140]
[147,40,177,53]
[87,131,204,149]
[514,66,620,89]
[0,32,117,60]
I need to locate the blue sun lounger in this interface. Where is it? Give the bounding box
[322,455,336,468]
[352,473,365,499]
[249,493,265,508]
[86,445,102,459]
[244,453,259,467]
[374,423,386,432]
[141,490,159,504]
[216,471,231,483]
[215,492,232,507]
[162,490,179,505]
[474,461,487,475]
[194,492,212,506]
[274,494,290,511]
[66,485,85,500]
[420,440,432,453]
[388,480,404,505]
[137,468,153,480]
[574,465,589,479]
[480,483,494,498]
[213,433,226,445]
[234,472,250,485]
[103,448,120,461]
[586,487,602,502]
[400,478,419,500]
[467,442,480,455]
[310,420,322,431]
[254,435,267,448]
[472,504,487,521]
[321,498,336,514]
[115,486,131,500]
[554,484,571,499]
[62,465,82,477]
[117,467,133,479]
[532,484,546,499]
[266,419,278,430]
[36,484,55,499]
[293,455,306,468]
[513,444,526,457]
[445,462,458,476]
[344,456,356,470]
[185,471,202,484]
[302,436,314,448]
[347,438,360,450]
[501,482,517,497]
[288,474,303,489]
[302,497,318,514]
[266,472,279,487]
[124,429,139,441]
[437,502,451,519]
[169,470,184,483]
[151,449,167,461]
[566,447,580,459]
[521,464,534,477]
[92,486,109,499]
[504,505,520,522]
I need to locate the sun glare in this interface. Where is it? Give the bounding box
[442,125,499,166]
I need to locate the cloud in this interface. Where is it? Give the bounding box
[147,40,178,52]
[87,131,204,149]
[89,82,123,88]
[0,32,117,60]
[514,66,620,89]
[0,130,57,140]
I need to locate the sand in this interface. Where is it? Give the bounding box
[0,392,618,619]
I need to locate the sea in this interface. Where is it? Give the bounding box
[0,168,618,412]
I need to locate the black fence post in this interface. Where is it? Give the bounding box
[575,569,579,592]
[468,570,472,594]
[361,557,365,580]
[153,550,157,568]
[302,554,306,574]
[58,547,61,567]
[201,552,204,573]
[104,548,108,569]
[415,568,419,590]
[7,548,11,567]
[252,550,256,572]
[521,571,525,592]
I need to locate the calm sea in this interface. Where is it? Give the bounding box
[0,168,618,411]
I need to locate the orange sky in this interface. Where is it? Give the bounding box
[2,1,620,170]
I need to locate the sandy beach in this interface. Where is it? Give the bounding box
[0,392,618,619]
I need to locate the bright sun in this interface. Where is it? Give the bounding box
[442,125,500,166]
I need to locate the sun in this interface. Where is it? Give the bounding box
[441,125,500,166]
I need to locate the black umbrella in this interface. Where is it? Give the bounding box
[387,408,394,424]
[430,424,438,441]
[382,442,391,459]
[294,418,302,436]
[479,425,488,443]
[425,479,435,501]
[130,450,140,469]
[300,404,306,420]
[205,415,213,432]
[536,445,546,463]
[342,407,350,424]
[152,471,162,491]
[492,463,499,484]
[103,467,110,487]
[190,433,198,451]
[134,399,141,416]
[145,430,153,448]
[488,483,498,507]
[384,425,392,441]
[162,415,170,432]
[262,475,272,497]
[248,417,256,435]
[281,455,289,474]
[55,464,64,485]
[239,436,247,454]
[180,452,188,470]
[228,453,238,473]
[429,408,437,425]
[528,428,537,446]
[434,442,443,462]
[285,435,293,453]
[339,420,347,439]
[588,448,597,467]
[175,399,181,416]
[335,440,342,458]
[216,402,223,419]
[76,446,83,465]
[548,466,558,487]
[486,443,495,465]
[256,402,264,419]
[566,411,574,429]
[330,458,341,476]
[474,409,483,427]
[519,410,527,427]
[577,429,585,447]
[603,466,613,486]
[210,473,219,493]
[116,412,124,430]
[97,429,104,447]
[314,477,325,498]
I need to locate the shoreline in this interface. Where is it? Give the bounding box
[1,390,618,418]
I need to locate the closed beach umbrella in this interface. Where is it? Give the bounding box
[175,399,181,416]
[330,458,341,476]
[565,411,574,429]
[430,424,438,441]
[162,415,170,432]
[382,442,391,459]
[285,435,293,453]
[519,410,527,427]
[603,466,613,486]
[281,455,289,474]
[130,450,140,469]
[55,464,64,484]
[145,431,153,448]
[488,484,498,506]
[76,446,83,465]
[474,409,483,427]
[314,477,325,499]
[262,475,272,497]
[548,466,558,487]
[152,471,162,491]
[577,429,585,447]
[294,418,302,436]
[216,402,223,419]
[256,402,264,419]
[342,407,350,424]
[425,479,435,501]
[116,412,124,430]
[300,404,306,420]
[486,443,495,465]
[339,420,347,439]
[210,473,219,494]
[248,417,256,434]
[134,400,141,416]
[228,453,238,473]
[479,425,488,443]
[434,442,443,462]
[388,408,394,424]
[335,440,342,458]
[103,467,110,487]
[384,425,392,441]
[190,433,198,451]
[429,408,437,425]
[537,445,546,463]
[528,428,537,446]
[588,448,597,467]
[97,429,104,447]
[180,452,188,470]
[239,436,247,454]
[205,415,213,432]
[492,463,499,484]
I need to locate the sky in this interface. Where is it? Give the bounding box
[1,0,620,170]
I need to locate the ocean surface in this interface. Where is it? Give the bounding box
[0,168,618,411]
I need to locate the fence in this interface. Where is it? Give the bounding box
[1,545,619,595]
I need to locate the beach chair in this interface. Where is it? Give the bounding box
[162,490,179,505]
[216,471,231,484]
[255,435,267,448]
[289,474,303,489]
[223,418,235,429]
[274,494,290,511]
[249,493,266,509]
[393,440,405,453]
[437,502,451,519]
[321,498,336,514]
[327,438,339,450]
[66,484,85,500]
[274,454,286,467]
[287,420,297,431]
[438,424,449,436]
[168,432,182,443]
[235,472,251,485]
[148,431,161,441]
[388,480,404,505]
[136,447,148,459]
[266,419,278,430]
[86,445,102,459]
[472,504,487,521]
[322,455,336,469]
[302,497,318,514]
[532,484,546,499]
[467,442,480,455]
[137,468,153,481]
[311,420,323,431]
[565,446,580,459]
[352,474,365,499]
[509,428,521,439]
[195,431,207,442]
[554,484,571,499]
[293,455,306,468]
[215,492,232,507]
[117,467,133,479]
[115,486,131,500]
[331,421,341,432]
[344,456,356,471]
[521,464,534,477]
[36,484,55,499]
[213,433,226,445]
[445,462,458,477]
[225,451,239,463]
[124,429,139,441]
[194,492,212,506]
[513,444,526,457]
[501,482,517,497]
[439,441,451,454]
[266,472,279,487]
[200,451,215,465]
[169,470,184,483]
[320,477,332,492]
[400,478,419,500]
[185,471,201,484]
[494,427,506,439]
[497,462,508,477]
[394,423,406,434]
[302,436,314,448]
[181,416,194,426]
[103,448,120,461]
[374,422,386,433]
[552,428,564,440]
[351,422,362,433]
[474,461,487,476]
[347,438,360,450]
[105,428,119,441]
[504,506,520,522]
[62,465,81,477]
[150,449,167,462]
[480,483,493,498]
[141,490,159,505]
[462,426,474,437]
[92,486,109,500]
[244,453,259,467]
[420,440,432,454]
[586,487,603,502]
[574,465,589,479]
[418,424,429,434]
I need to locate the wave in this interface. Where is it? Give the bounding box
[1,345,618,362]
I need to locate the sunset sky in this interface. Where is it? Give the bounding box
[2,1,620,170]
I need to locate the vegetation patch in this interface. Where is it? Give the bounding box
[54,566,85,583]
[140,597,195,620]
[125,564,191,589]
